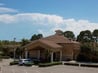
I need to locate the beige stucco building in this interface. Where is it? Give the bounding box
[24,30,80,62]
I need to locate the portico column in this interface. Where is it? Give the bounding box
[72,50,74,60]
[50,52,53,62]
[25,48,28,59]
[38,50,40,60]
[13,48,16,61]
[60,51,62,61]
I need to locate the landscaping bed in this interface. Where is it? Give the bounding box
[63,61,98,68]
[9,60,19,65]
[39,62,62,67]
[24,62,34,66]
[0,56,10,59]
[64,62,79,66]
[80,63,98,67]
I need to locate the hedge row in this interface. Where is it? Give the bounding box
[24,62,34,66]
[39,62,62,67]
[0,56,10,59]
[10,60,34,66]
[9,60,19,65]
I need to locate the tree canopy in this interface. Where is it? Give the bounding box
[63,31,75,39]
[77,30,92,42]
[92,29,98,42]
[30,34,43,41]
[21,38,30,46]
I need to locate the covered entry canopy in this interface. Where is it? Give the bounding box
[23,39,63,62]
[24,39,62,52]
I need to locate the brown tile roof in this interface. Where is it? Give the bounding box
[24,39,62,49]
[41,34,79,44]
[24,34,79,50]
[39,39,62,49]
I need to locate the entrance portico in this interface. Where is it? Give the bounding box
[25,46,62,63]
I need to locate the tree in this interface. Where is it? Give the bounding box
[1,47,10,56]
[77,44,93,62]
[63,31,75,39]
[15,47,23,59]
[21,38,30,46]
[92,29,98,42]
[2,40,9,45]
[77,30,98,62]
[37,34,43,39]
[30,34,43,41]
[77,30,92,43]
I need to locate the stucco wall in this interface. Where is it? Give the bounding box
[60,43,80,61]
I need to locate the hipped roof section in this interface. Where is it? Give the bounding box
[24,32,79,50]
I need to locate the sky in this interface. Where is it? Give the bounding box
[0,0,98,41]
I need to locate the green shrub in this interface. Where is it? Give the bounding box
[81,63,98,67]
[64,62,79,66]
[39,62,62,67]
[24,62,34,66]
[33,61,39,65]
[0,56,10,59]
[9,60,19,65]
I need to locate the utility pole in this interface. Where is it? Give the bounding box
[13,38,16,61]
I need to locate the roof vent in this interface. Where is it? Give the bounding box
[55,30,63,36]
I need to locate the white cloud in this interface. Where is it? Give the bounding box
[0,13,98,36]
[14,13,64,25]
[63,19,98,35]
[0,14,16,23]
[0,7,18,13]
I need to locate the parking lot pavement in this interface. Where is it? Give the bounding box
[1,65,98,73]
[1,59,98,73]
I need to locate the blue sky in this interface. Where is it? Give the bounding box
[0,0,98,41]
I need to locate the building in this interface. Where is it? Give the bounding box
[24,30,80,62]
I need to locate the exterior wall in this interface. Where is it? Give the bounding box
[53,52,60,61]
[28,43,80,61]
[28,48,61,62]
[29,50,38,58]
[59,43,80,61]
[29,48,48,60]
[62,48,73,61]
